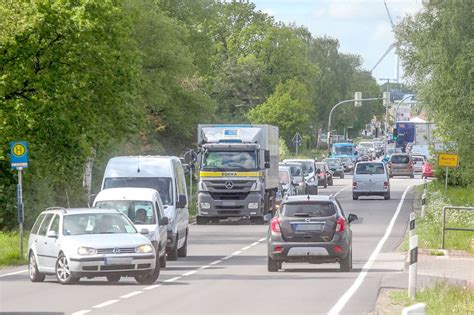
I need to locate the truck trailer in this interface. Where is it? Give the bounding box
[196,124,279,224]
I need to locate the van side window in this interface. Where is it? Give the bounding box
[31,214,46,235]
[38,214,54,236]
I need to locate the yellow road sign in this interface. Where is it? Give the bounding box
[438,153,459,168]
[12,143,26,157]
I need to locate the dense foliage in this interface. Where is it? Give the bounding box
[1,0,383,229]
[396,1,473,185]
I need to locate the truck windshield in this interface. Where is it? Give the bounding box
[333,146,353,155]
[202,151,257,170]
[103,177,173,205]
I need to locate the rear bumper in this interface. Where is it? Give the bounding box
[389,169,413,176]
[268,241,350,263]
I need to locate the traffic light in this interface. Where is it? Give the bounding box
[392,128,398,141]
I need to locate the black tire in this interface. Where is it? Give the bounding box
[196,216,209,225]
[340,248,352,272]
[56,253,79,285]
[106,275,121,283]
[329,178,334,186]
[167,236,179,261]
[177,229,188,258]
[250,216,265,225]
[340,173,344,179]
[410,174,414,179]
[267,256,280,272]
[159,250,167,268]
[29,252,45,282]
[135,256,160,285]
[324,179,327,188]
[384,193,391,200]
[389,174,393,178]
[352,194,358,201]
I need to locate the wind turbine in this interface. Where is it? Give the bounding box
[371,0,400,83]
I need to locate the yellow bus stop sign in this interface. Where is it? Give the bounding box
[438,153,459,168]
[13,143,26,157]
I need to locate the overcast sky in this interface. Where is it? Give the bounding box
[250,0,423,84]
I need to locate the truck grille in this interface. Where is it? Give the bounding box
[210,192,249,200]
[204,180,254,200]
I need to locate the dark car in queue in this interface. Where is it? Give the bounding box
[267,195,357,272]
[324,158,345,179]
[315,162,333,187]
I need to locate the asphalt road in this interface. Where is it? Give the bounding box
[0,175,423,315]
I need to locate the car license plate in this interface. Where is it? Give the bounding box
[294,223,323,232]
[104,257,133,265]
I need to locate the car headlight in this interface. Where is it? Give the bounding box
[248,202,259,209]
[136,244,153,253]
[200,202,210,209]
[77,246,97,256]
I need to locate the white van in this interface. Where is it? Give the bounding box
[353,162,390,200]
[93,188,169,267]
[101,156,189,260]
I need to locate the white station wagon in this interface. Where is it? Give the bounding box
[28,208,159,285]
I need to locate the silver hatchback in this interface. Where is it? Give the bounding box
[28,208,158,285]
[353,162,390,200]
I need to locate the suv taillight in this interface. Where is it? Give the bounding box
[335,217,345,232]
[271,217,281,234]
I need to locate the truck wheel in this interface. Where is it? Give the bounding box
[267,256,280,272]
[196,216,209,225]
[177,229,188,258]
[250,216,264,225]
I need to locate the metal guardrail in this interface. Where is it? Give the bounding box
[441,206,474,249]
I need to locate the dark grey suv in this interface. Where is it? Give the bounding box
[267,195,357,272]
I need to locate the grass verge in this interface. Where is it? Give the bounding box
[401,181,474,254]
[0,231,28,268]
[390,282,474,314]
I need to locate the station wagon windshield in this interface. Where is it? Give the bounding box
[63,213,136,235]
[202,151,257,170]
[103,177,173,205]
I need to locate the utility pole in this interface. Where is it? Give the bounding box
[380,78,395,153]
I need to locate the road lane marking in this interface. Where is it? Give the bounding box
[0,269,28,278]
[93,300,119,309]
[72,310,91,315]
[182,270,198,276]
[221,255,232,260]
[241,246,251,251]
[231,250,242,256]
[199,265,211,270]
[210,259,222,265]
[258,237,266,242]
[144,284,161,290]
[250,241,260,246]
[164,276,182,283]
[334,185,350,197]
[328,185,413,315]
[120,291,143,299]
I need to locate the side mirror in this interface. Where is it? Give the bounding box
[348,214,358,223]
[177,194,187,208]
[139,228,149,235]
[264,162,271,169]
[159,217,169,226]
[47,230,58,238]
[264,150,270,163]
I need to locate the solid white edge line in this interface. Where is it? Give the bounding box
[92,299,119,309]
[241,246,251,251]
[164,276,182,283]
[0,269,28,278]
[72,310,91,315]
[258,237,266,242]
[210,260,223,265]
[250,241,260,246]
[334,185,350,197]
[120,291,143,299]
[328,185,413,315]
[182,270,198,276]
[231,250,242,256]
[221,255,232,260]
[143,284,161,290]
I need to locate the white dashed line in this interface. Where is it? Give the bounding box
[334,185,350,197]
[221,255,232,260]
[182,270,198,276]
[93,300,119,309]
[72,310,91,315]
[250,241,260,246]
[120,291,143,299]
[241,246,251,251]
[0,269,28,278]
[164,276,182,283]
[199,265,211,270]
[144,284,162,290]
[210,260,223,265]
[231,250,242,256]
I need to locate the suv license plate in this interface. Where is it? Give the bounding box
[294,223,323,232]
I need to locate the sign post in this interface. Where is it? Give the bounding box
[292,133,302,156]
[438,152,459,196]
[10,141,29,259]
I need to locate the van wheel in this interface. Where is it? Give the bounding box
[384,193,391,200]
[324,179,327,188]
[410,174,414,179]
[167,238,179,261]
[352,194,358,201]
[159,249,167,268]
[267,256,280,272]
[177,230,188,258]
[340,249,352,272]
[106,275,121,283]
[29,252,45,282]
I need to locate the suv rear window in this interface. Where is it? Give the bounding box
[391,155,410,163]
[356,163,385,175]
[282,202,335,217]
